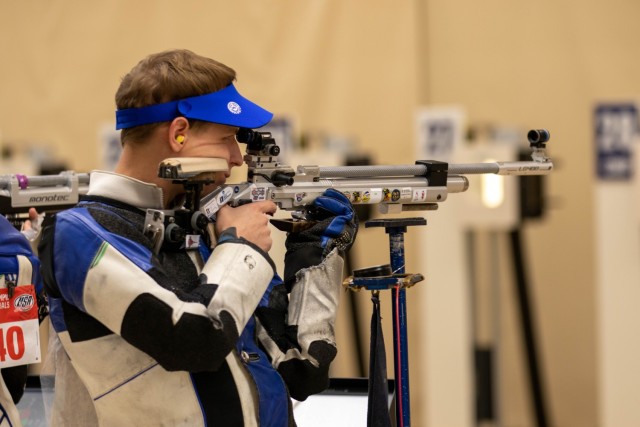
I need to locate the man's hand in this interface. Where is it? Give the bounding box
[284,189,357,287]
[21,208,42,242]
[215,201,277,253]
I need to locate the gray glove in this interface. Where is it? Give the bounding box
[283,188,358,290]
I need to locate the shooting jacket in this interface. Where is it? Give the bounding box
[39,171,343,427]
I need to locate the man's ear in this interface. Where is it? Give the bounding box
[168,117,190,152]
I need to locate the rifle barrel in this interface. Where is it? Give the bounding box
[317,161,552,178]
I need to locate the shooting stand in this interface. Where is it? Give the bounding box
[344,217,427,427]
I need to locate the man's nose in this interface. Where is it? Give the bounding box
[229,143,243,167]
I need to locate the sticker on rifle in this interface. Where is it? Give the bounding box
[383,189,392,202]
[401,188,412,200]
[412,189,428,202]
[250,187,267,201]
[366,189,383,204]
[0,285,40,369]
[202,187,234,217]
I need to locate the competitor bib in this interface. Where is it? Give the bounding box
[0,283,40,368]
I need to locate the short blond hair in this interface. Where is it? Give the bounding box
[116,49,236,143]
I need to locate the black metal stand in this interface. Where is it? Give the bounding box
[510,228,550,427]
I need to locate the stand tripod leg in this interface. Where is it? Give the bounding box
[389,230,410,427]
[391,286,410,427]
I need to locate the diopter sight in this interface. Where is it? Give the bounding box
[236,128,294,186]
[236,128,280,156]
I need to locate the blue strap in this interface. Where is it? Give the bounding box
[116,101,180,130]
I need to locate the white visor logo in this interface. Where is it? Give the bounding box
[227,102,242,114]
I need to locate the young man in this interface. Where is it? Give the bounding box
[39,49,357,426]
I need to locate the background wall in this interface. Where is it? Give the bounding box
[1,1,639,426]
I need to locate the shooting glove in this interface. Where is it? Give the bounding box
[283,188,358,289]
[257,189,357,400]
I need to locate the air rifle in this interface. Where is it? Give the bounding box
[1,128,553,236]
[186,128,553,231]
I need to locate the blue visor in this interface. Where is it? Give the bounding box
[115,84,273,130]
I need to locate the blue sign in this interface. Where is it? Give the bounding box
[595,104,638,180]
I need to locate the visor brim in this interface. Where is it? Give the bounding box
[115,84,273,130]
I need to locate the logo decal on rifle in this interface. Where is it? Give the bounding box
[218,190,231,204]
[412,189,427,202]
[251,188,267,201]
[401,188,412,200]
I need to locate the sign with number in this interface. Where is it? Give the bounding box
[0,285,40,368]
[415,107,465,162]
[595,104,638,181]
